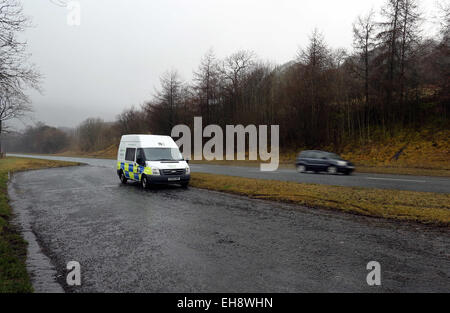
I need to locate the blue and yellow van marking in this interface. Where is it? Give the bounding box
[117,162,151,181]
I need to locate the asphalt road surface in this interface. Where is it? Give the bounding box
[7,154,450,292]
[7,153,450,193]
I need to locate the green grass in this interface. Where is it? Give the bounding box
[0,157,80,293]
[191,172,450,226]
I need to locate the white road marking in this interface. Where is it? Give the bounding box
[366,177,426,183]
[249,169,279,173]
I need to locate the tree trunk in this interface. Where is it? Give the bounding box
[0,119,3,157]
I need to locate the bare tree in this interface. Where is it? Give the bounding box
[221,50,255,121]
[0,0,40,154]
[193,48,220,124]
[436,0,450,41]
[76,118,112,152]
[0,87,29,123]
[297,29,332,141]
[153,70,183,133]
[353,10,377,106]
[377,0,403,112]
[352,10,377,139]
[0,88,30,152]
[299,28,331,70]
[398,0,422,106]
[116,106,149,136]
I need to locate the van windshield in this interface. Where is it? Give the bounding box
[141,148,183,161]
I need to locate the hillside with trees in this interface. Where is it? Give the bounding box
[3,0,449,170]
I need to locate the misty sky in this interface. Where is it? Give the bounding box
[16,0,441,129]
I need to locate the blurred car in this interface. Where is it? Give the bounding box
[295,150,354,175]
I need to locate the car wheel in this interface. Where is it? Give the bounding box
[327,166,337,175]
[120,171,127,184]
[141,175,149,189]
[296,165,306,173]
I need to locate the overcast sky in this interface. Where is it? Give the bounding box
[16,0,441,129]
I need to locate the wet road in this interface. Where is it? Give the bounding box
[7,153,450,193]
[7,156,450,292]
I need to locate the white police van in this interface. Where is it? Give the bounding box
[116,135,190,188]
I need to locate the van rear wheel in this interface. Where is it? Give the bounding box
[119,171,127,184]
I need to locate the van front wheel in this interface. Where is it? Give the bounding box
[119,171,127,184]
[141,175,149,189]
[181,182,189,188]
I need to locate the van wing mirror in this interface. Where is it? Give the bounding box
[136,157,145,166]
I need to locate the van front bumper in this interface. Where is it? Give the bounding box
[147,174,191,184]
[117,170,190,184]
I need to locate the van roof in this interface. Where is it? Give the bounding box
[120,134,178,148]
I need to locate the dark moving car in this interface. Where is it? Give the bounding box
[295,150,354,175]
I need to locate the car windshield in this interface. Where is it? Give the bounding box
[142,148,183,161]
[325,152,343,160]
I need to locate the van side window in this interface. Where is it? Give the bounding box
[125,148,136,162]
[136,149,145,162]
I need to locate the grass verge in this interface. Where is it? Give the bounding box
[354,165,450,177]
[0,157,80,293]
[190,172,450,226]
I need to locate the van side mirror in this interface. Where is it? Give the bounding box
[185,159,190,164]
[136,157,145,166]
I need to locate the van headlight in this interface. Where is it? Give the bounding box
[152,167,160,176]
[185,167,190,174]
[336,161,347,166]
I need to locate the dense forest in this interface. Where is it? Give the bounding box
[4,0,449,155]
